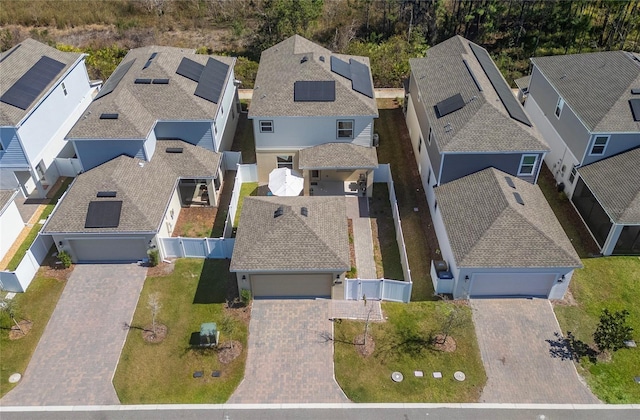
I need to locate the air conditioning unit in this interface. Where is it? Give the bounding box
[373,133,380,147]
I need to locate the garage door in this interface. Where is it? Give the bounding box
[470,273,556,298]
[250,274,332,298]
[69,238,148,263]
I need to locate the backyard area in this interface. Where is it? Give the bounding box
[554,256,640,404]
[370,183,404,280]
[334,301,485,402]
[113,259,248,404]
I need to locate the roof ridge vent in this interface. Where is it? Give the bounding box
[513,192,525,205]
[301,56,308,64]
[274,206,284,218]
[300,206,308,217]
[505,176,517,189]
[99,113,119,119]
[165,147,184,153]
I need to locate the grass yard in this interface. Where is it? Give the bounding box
[231,111,255,164]
[113,259,248,404]
[233,182,258,227]
[0,274,67,397]
[334,301,486,402]
[370,183,404,280]
[554,257,640,403]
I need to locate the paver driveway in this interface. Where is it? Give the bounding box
[472,298,599,404]
[1,264,147,406]
[228,300,349,403]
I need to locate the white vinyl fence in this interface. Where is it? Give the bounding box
[0,234,53,293]
[344,279,412,303]
[158,237,235,259]
[223,164,258,238]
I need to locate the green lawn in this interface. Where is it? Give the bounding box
[6,178,73,271]
[233,182,258,227]
[370,183,404,280]
[0,274,67,397]
[554,257,640,403]
[113,259,248,404]
[335,301,486,402]
[231,111,255,164]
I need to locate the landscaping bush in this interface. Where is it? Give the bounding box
[147,249,159,267]
[240,289,252,306]
[58,251,72,269]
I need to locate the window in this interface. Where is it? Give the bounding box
[434,200,438,211]
[277,155,293,170]
[337,120,354,139]
[427,169,431,185]
[569,165,578,184]
[418,137,422,153]
[35,161,46,180]
[220,104,224,115]
[231,107,235,120]
[590,135,609,156]
[555,97,564,118]
[518,154,538,176]
[61,82,68,96]
[311,170,319,179]
[428,127,434,145]
[260,120,273,133]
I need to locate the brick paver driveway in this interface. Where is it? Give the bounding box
[1,264,147,406]
[472,298,599,404]
[228,300,349,403]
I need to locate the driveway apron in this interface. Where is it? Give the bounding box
[472,298,599,404]
[229,300,349,403]
[1,264,147,406]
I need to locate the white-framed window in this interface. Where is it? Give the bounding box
[35,161,46,180]
[337,120,354,139]
[569,165,578,184]
[428,127,434,145]
[260,120,273,133]
[590,135,609,156]
[555,97,564,118]
[277,155,293,170]
[418,136,422,153]
[518,154,538,176]
[61,82,67,96]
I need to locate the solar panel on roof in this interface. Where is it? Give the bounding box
[0,56,66,110]
[504,176,516,189]
[94,59,136,100]
[96,191,117,198]
[513,192,525,206]
[194,57,229,103]
[0,44,21,63]
[134,78,152,84]
[99,113,118,119]
[176,57,204,82]
[294,80,336,102]
[469,43,532,127]
[152,78,169,84]
[330,56,351,79]
[85,201,123,228]
[630,98,640,121]
[349,59,374,98]
[435,93,465,118]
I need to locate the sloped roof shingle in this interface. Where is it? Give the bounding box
[298,143,378,169]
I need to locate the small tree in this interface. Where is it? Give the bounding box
[219,313,236,350]
[147,248,159,267]
[435,305,465,345]
[593,308,633,353]
[147,293,162,336]
[0,297,24,335]
[58,251,72,269]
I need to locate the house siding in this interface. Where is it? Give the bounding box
[527,65,591,162]
[214,69,239,152]
[440,152,542,185]
[582,132,640,166]
[158,186,182,238]
[0,127,28,168]
[74,139,146,171]
[0,196,24,260]
[154,121,215,151]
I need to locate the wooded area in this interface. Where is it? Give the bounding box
[1,0,638,87]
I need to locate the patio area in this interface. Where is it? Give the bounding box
[255,180,362,197]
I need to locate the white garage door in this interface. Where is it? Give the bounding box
[470,273,556,298]
[250,274,332,298]
[69,238,148,263]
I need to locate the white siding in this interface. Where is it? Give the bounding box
[429,196,461,294]
[0,198,25,260]
[158,187,182,238]
[214,68,239,152]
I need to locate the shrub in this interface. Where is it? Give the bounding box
[58,251,72,269]
[147,249,159,267]
[240,289,252,306]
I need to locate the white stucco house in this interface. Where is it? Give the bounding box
[250,35,379,197]
[0,38,99,198]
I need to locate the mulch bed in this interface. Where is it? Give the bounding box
[146,260,176,277]
[9,320,33,340]
[39,252,74,282]
[217,341,243,364]
[172,207,217,238]
[354,333,375,357]
[347,219,357,276]
[142,323,168,343]
[432,334,457,352]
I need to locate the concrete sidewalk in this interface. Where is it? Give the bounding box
[345,196,377,279]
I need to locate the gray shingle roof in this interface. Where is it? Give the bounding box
[531,51,640,133]
[1,39,83,126]
[43,140,221,233]
[577,147,640,224]
[248,35,378,118]
[410,36,548,153]
[434,167,581,268]
[298,143,378,169]
[66,46,235,140]
[230,196,350,272]
[514,75,530,90]
[0,189,19,216]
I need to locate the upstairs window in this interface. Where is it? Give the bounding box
[260,120,273,133]
[590,135,609,156]
[61,82,67,96]
[337,120,354,139]
[569,165,578,184]
[428,127,434,145]
[555,97,564,118]
[277,155,293,170]
[418,136,423,153]
[518,154,538,176]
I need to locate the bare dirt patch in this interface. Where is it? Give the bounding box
[552,288,578,307]
[146,260,175,277]
[172,207,217,238]
[432,334,457,352]
[9,320,33,340]
[142,324,168,344]
[217,341,243,364]
[354,333,375,357]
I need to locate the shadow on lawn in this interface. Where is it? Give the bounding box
[546,331,597,363]
[193,259,237,304]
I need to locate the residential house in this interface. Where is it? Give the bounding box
[249,35,379,196]
[65,45,240,172]
[0,38,98,198]
[0,189,25,261]
[231,196,349,298]
[432,168,581,299]
[524,50,640,255]
[42,140,222,263]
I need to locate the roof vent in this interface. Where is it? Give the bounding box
[319,56,325,62]
[99,113,119,119]
[444,123,453,132]
[505,176,516,189]
[97,191,117,198]
[165,147,184,153]
[134,78,152,84]
[274,206,284,218]
[143,52,158,70]
[300,56,308,64]
[152,78,169,84]
[513,192,525,205]
[301,207,308,217]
